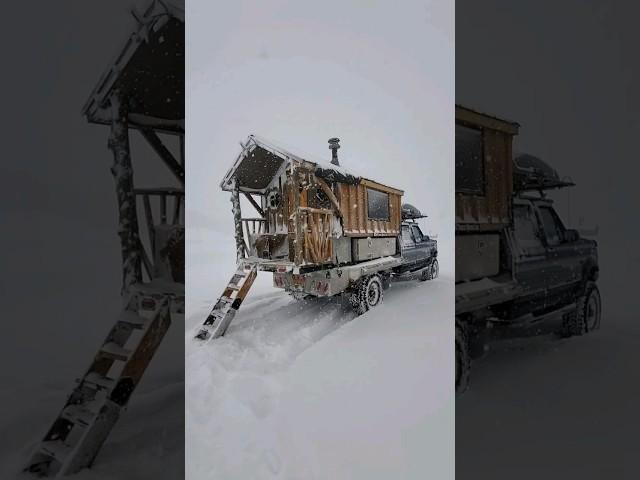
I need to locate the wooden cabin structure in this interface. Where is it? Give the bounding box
[26,2,184,477]
[455,105,519,282]
[455,105,519,232]
[221,136,404,270]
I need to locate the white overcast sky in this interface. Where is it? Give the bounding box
[187,0,454,265]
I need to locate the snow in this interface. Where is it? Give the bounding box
[456,245,640,479]
[185,227,454,479]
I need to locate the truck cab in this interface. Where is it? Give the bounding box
[396,204,438,280]
[509,194,598,322]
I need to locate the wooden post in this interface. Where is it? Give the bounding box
[290,166,304,265]
[230,179,245,263]
[108,91,142,294]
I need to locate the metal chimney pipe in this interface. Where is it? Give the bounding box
[328,137,340,166]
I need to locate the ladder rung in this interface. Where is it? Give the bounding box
[118,310,148,329]
[41,440,71,460]
[61,405,95,426]
[99,342,131,361]
[84,372,115,389]
[215,297,233,308]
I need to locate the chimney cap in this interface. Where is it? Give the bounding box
[328,138,341,165]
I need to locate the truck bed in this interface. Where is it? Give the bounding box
[455,273,521,315]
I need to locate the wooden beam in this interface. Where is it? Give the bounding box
[298,207,334,215]
[359,179,404,196]
[139,128,185,185]
[142,194,155,254]
[243,192,265,217]
[173,195,182,225]
[315,176,343,218]
[231,180,245,263]
[291,169,303,265]
[108,92,142,293]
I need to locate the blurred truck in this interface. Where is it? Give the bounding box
[455,105,600,394]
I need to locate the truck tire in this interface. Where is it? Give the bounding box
[430,259,439,279]
[419,259,439,282]
[562,281,601,336]
[456,318,470,395]
[350,274,384,315]
[582,282,601,332]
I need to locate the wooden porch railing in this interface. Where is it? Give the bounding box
[135,187,184,280]
[242,217,266,236]
[300,207,333,264]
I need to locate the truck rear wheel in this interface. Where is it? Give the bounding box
[456,319,470,395]
[562,282,601,336]
[350,274,384,315]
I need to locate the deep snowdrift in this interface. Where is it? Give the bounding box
[186,227,454,479]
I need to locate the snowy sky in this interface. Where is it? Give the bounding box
[456,0,640,275]
[187,0,455,266]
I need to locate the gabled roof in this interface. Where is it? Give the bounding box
[221,135,403,195]
[456,104,520,135]
[82,0,184,134]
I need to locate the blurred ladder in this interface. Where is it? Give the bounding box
[24,288,173,477]
[195,263,258,341]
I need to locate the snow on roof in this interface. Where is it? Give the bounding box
[248,135,363,179]
[82,0,184,132]
[221,134,401,193]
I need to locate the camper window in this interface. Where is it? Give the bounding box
[367,188,390,221]
[456,123,484,195]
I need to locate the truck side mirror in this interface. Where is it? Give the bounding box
[564,229,579,243]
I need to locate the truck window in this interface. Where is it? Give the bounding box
[513,205,544,254]
[367,188,390,221]
[456,123,484,195]
[411,225,424,242]
[401,225,413,246]
[538,206,565,246]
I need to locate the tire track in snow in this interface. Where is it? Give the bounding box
[185,289,355,480]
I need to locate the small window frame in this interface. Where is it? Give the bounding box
[410,225,424,243]
[537,206,566,247]
[366,187,390,222]
[455,122,486,196]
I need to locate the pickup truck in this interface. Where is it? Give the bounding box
[455,158,600,394]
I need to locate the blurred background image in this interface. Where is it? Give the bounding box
[456,1,640,478]
[0,2,184,479]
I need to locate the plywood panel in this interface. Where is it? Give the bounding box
[335,183,402,237]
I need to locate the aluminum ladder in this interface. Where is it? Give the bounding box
[24,287,176,477]
[195,262,258,341]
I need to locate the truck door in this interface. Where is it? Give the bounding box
[536,205,583,291]
[410,224,429,262]
[401,224,417,263]
[512,203,551,298]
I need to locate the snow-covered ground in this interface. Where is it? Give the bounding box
[456,245,640,479]
[186,227,454,479]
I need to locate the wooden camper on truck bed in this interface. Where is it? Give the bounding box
[195,136,422,342]
[455,105,519,282]
[221,135,404,270]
